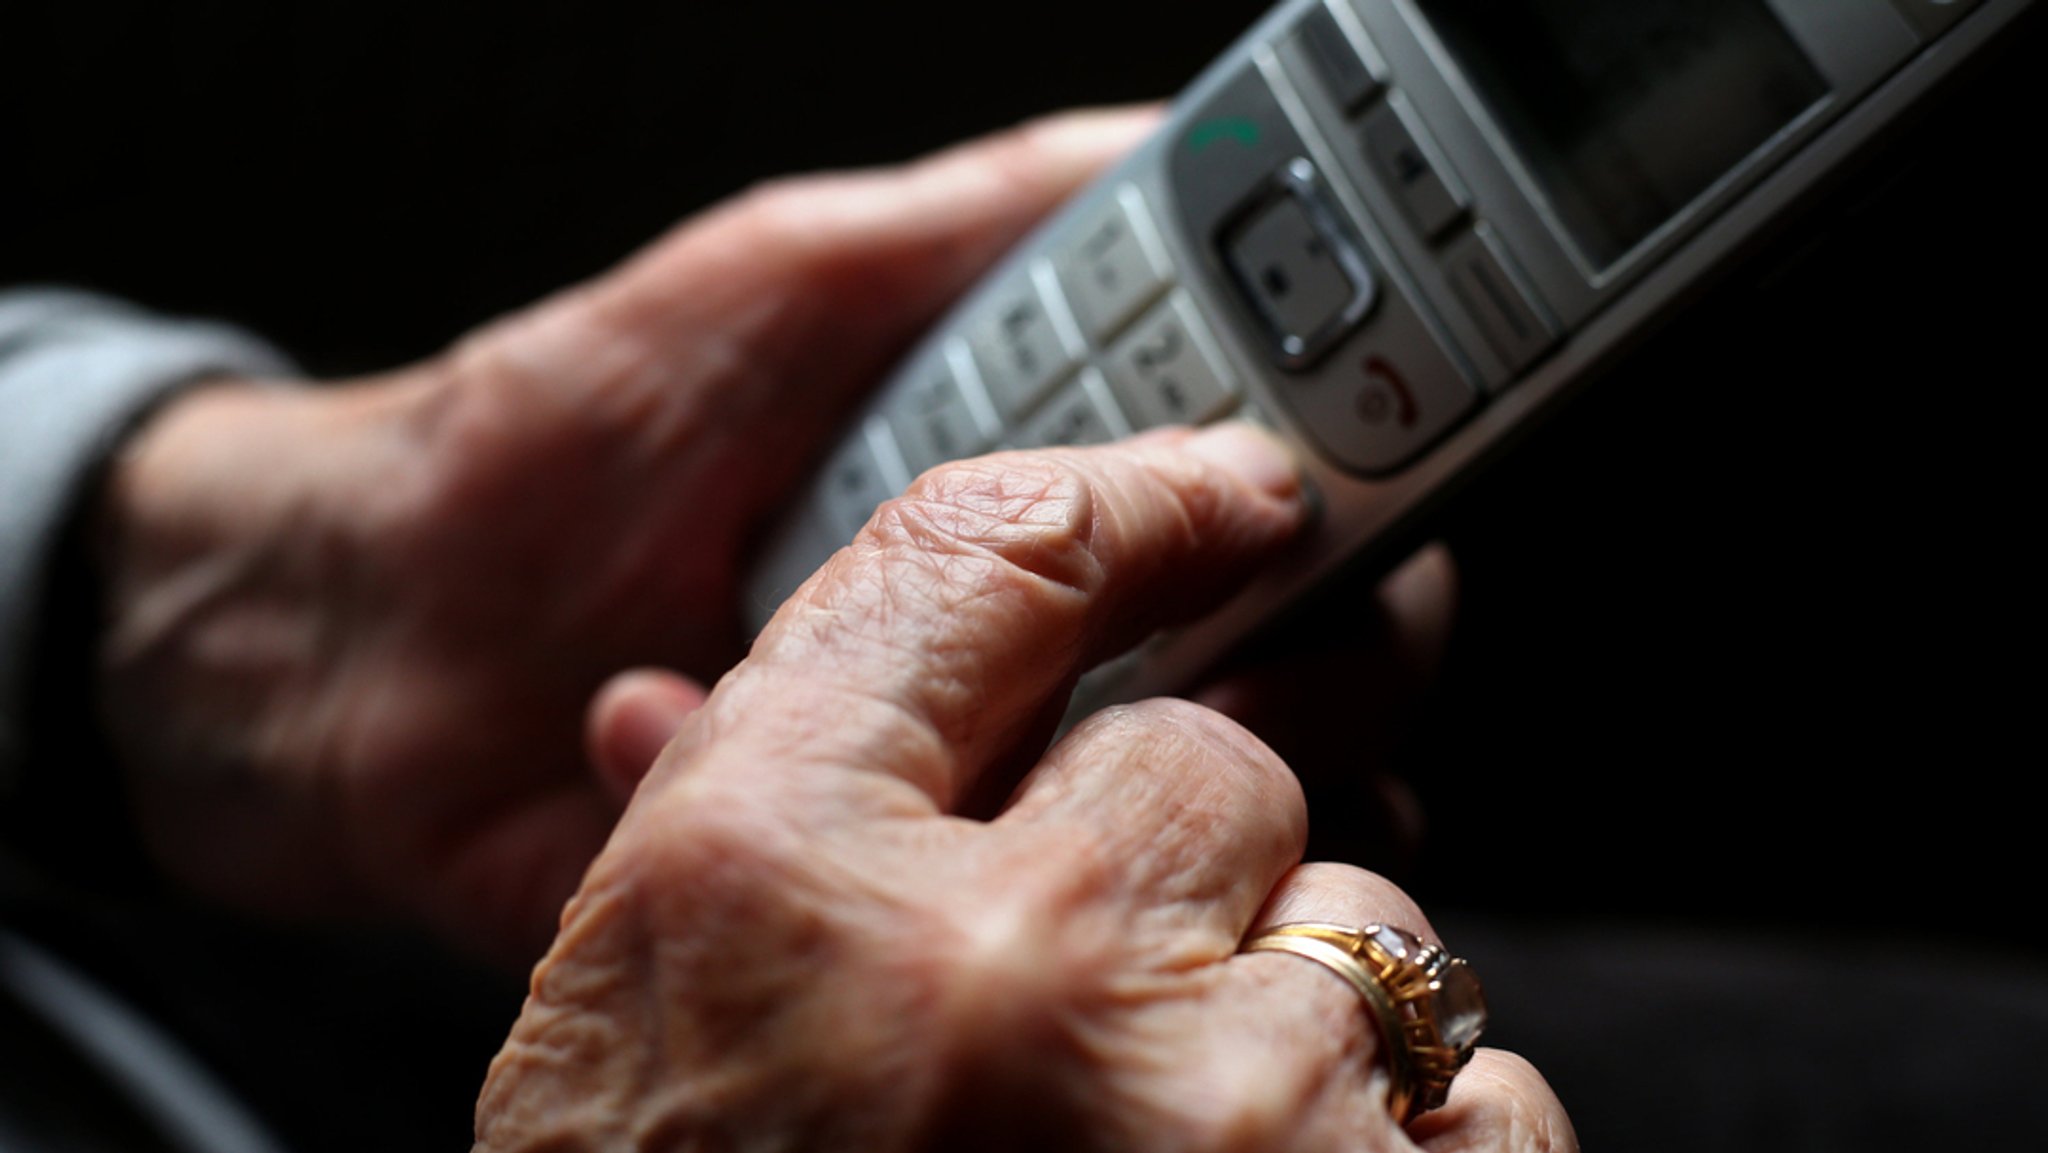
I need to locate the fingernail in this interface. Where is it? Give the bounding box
[1184,422,1301,499]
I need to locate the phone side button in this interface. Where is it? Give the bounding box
[1291,0,1383,114]
[1358,95,1468,243]
[1441,224,1557,379]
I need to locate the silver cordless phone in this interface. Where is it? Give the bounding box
[745,0,2033,716]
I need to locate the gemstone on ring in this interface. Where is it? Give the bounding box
[1432,957,1487,1053]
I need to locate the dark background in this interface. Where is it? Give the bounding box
[7,2,2042,1150]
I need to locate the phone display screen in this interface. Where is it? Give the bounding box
[1414,0,1829,270]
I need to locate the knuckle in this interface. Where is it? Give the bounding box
[917,858,1123,1061]
[976,115,1072,192]
[922,113,1066,200]
[975,106,1145,198]
[599,772,816,924]
[1092,699,1306,830]
[870,454,1104,596]
[717,172,857,260]
[938,897,1066,1008]
[726,173,819,232]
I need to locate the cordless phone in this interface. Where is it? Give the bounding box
[745,0,2034,716]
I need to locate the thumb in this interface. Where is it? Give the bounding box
[586,668,711,802]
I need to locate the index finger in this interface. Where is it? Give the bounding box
[695,423,1306,812]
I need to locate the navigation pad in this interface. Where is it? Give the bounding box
[1222,158,1377,368]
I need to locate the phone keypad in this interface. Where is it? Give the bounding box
[864,181,1244,512]
[964,184,1243,448]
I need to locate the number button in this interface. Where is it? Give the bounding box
[1104,293,1240,429]
[967,264,1082,420]
[884,346,994,473]
[1013,371,1126,449]
[1054,186,1174,346]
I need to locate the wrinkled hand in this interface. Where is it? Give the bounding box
[93,109,1162,962]
[477,428,1571,1153]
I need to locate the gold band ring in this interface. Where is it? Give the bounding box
[1240,922,1486,1123]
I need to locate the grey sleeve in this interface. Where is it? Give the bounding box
[0,288,297,792]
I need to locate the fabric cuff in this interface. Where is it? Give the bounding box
[0,288,298,794]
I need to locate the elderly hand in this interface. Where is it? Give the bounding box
[91,109,1160,963]
[477,426,1571,1152]
[93,106,1451,969]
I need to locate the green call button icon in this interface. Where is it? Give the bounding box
[1186,117,1261,154]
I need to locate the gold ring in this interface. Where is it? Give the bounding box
[1240,922,1486,1123]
